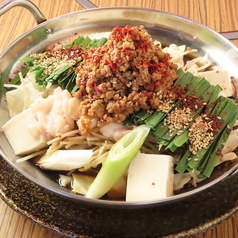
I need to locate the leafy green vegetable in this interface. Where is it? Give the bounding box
[65,35,107,49]
[2,36,108,96]
[5,66,30,90]
[20,56,36,66]
[4,72,48,117]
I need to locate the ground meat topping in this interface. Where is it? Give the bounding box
[74,25,178,135]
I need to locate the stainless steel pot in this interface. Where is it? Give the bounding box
[1,0,238,237]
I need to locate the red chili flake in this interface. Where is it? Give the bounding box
[148,81,159,91]
[87,81,93,87]
[148,61,168,81]
[175,86,186,99]
[45,45,85,60]
[152,182,155,185]
[111,62,118,70]
[134,40,151,52]
[133,62,140,67]
[101,48,109,54]
[142,59,149,68]
[106,59,118,70]
[91,54,103,64]
[125,50,132,56]
[80,81,86,86]
[161,53,172,65]
[141,91,153,98]
[203,114,224,135]
[181,94,203,111]
[111,25,139,42]
[81,101,88,105]
[115,54,125,64]
[93,83,103,94]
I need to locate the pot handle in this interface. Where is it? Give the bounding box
[0,0,46,24]
[75,0,98,9]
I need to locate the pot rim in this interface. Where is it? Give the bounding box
[1,6,238,208]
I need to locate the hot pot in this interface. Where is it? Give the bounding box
[0,0,238,237]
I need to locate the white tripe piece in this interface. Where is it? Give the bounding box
[31,86,81,140]
[99,122,133,141]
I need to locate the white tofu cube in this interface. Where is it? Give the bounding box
[1,108,47,155]
[126,153,174,202]
[197,69,233,97]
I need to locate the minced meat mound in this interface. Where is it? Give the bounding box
[74,25,178,135]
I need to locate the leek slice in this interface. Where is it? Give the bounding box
[86,124,150,199]
[71,173,94,195]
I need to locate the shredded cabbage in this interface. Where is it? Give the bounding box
[4,72,50,118]
[163,44,187,67]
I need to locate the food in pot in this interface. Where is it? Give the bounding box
[1,25,238,202]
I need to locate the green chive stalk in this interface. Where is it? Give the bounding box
[176,96,238,176]
[166,84,222,152]
[155,84,216,148]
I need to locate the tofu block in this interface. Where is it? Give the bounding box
[1,108,47,155]
[126,153,174,202]
[197,69,233,97]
